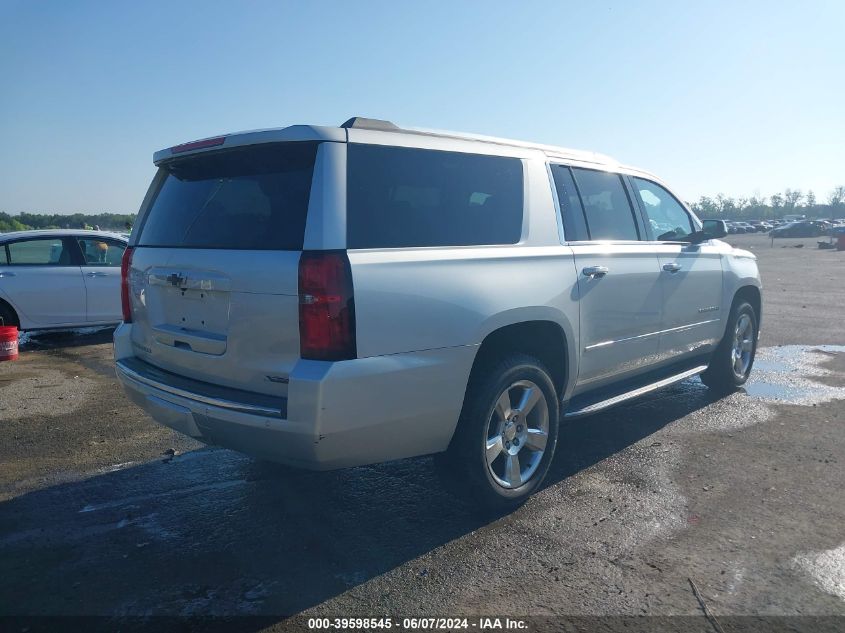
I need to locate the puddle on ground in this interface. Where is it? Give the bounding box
[751,357,790,373]
[743,345,845,405]
[792,544,845,601]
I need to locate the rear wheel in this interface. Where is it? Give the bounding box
[700,301,757,392]
[0,301,18,329]
[436,354,559,512]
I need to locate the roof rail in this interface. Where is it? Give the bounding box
[340,117,400,131]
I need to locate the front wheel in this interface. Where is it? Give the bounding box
[436,354,559,512]
[700,301,758,392]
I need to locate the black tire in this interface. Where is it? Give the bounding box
[700,300,758,392]
[0,301,18,329]
[436,354,559,512]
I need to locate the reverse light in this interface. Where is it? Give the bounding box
[298,251,356,361]
[120,247,135,323]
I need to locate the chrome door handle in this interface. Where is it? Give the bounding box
[86,271,108,277]
[582,266,609,278]
[662,263,682,273]
[0,271,16,277]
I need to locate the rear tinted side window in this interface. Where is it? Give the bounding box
[138,142,318,250]
[550,164,589,241]
[347,145,523,248]
[571,168,640,241]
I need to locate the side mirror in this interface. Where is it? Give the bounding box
[698,220,728,241]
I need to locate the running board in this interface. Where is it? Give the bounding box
[563,365,708,419]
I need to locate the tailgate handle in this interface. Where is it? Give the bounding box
[152,324,227,356]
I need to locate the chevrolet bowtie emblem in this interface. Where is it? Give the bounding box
[166,273,186,287]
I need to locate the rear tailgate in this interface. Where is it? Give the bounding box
[126,142,319,397]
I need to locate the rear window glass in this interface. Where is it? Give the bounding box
[138,143,318,250]
[347,145,523,248]
[6,238,72,265]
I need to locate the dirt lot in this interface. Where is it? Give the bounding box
[0,233,843,631]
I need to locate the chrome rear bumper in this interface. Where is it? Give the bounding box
[115,357,286,418]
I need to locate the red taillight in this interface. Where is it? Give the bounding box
[120,247,134,323]
[298,251,356,361]
[170,136,225,154]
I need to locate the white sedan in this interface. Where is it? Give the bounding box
[0,229,128,330]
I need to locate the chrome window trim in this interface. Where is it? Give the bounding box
[564,240,657,246]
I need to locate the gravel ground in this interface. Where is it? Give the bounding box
[0,232,842,631]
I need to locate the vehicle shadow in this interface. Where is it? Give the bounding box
[0,379,717,625]
[20,327,115,351]
[548,378,716,484]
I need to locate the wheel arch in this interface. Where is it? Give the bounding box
[0,296,20,329]
[469,316,573,399]
[732,285,762,333]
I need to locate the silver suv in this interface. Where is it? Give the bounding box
[115,117,761,510]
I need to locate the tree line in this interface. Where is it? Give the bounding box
[2,184,844,232]
[0,212,135,233]
[688,186,845,221]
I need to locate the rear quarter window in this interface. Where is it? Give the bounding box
[138,142,318,250]
[347,145,523,248]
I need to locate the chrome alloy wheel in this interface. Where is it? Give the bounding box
[485,380,550,489]
[731,313,754,379]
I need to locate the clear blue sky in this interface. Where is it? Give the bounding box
[1,0,843,214]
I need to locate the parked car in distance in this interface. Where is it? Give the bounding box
[0,229,128,330]
[770,221,825,238]
[115,117,762,510]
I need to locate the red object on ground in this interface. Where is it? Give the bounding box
[838,234,845,251]
[0,325,18,361]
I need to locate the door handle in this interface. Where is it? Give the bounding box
[86,271,108,278]
[662,263,682,273]
[0,271,16,278]
[581,265,609,278]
